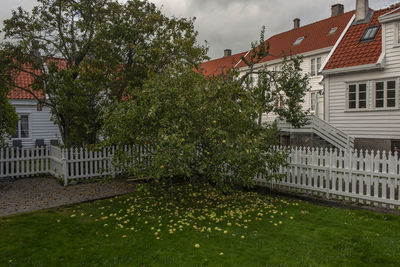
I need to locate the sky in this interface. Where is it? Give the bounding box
[1,0,399,59]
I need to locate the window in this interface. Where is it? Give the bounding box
[398,23,400,44]
[375,80,397,108]
[328,27,338,35]
[360,25,380,42]
[273,65,281,72]
[275,95,284,109]
[396,22,400,46]
[348,83,367,109]
[310,92,317,112]
[12,115,29,139]
[293,36,305,46]
[311,57,321,76]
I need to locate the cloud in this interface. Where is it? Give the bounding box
[150,0,398,59]
[1,0,398,59]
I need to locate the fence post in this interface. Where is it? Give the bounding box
[111,146,116,179]
[62,148,68,186]
[326,148,332,199]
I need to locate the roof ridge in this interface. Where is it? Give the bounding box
[205,51,247,63]
[378,1,400,16]
[267,10,355,39]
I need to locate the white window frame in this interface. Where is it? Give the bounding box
[373,78,399,109]
[395,22,400,47]
[12,114,31,139]
[310,92,317,113]
[310,57,321,77]
[346,82,368,110]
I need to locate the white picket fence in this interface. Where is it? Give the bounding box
[0,147,50,179]
[256,146,400,209]
[1,145,400,208]
[0,146,118,185]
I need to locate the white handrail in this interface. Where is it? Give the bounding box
[277,115,354,150]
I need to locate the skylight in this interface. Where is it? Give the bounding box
[328,27,338,35]
[361,25,380,42]
[293,36,305,46]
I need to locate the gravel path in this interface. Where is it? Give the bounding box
[0,177,136,217]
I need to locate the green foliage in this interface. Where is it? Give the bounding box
[240,27,310,127]
[103,63,285,189]
[0,52,18,145]
[0,0,207,147]
[0,92,18,146]
[247,56,310,127]
[103,26,310,188]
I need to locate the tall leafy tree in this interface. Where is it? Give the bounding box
[0,0,207,147]
[102,28,310,189]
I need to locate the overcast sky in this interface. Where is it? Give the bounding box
[1,0,398,59]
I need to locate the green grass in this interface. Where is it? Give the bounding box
[1,182,400,267]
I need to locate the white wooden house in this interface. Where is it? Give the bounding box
[200,4,354,120]
[201,0,400,152]
[322,0,400,151]
[7,73,61,147]
[200,3,356,149]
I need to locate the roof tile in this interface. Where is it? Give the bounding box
[324,5,400,70]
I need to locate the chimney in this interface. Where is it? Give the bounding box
[331,4,344,17]
[32,40,41,58]
[356,0,369,22]
[224,49,232,58]
[293,18,300,29]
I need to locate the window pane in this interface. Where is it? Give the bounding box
[311,93,316,111]
[388,99,396,107]
[12,121,19,138]
[387,80,396,89]
[361,26,379,41]
[387,89,396,99]
[359,85,367,100]
[359,84,367,109]
[20,115,29,138]
[317,57,321,74]
[376,82,384,91]
[311,59,315,76]
[398,23,400,43]
[376,90,384,99]
[375,82,384,107]
[349,84,356,104]
[376,99,384,108]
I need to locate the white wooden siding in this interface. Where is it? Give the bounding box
[326,21,400,139]
[8,99,61,147]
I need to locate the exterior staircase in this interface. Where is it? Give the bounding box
[277,115,355,150]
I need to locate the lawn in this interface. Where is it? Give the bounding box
[1,182,400,267]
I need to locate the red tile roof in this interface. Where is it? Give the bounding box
[7,67,43,100]
[198,51,247,77]
[324,4,400,70]
[236,11,354,68]
[199,11,354,75]
[7,59,67,100]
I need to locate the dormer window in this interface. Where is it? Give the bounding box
[328,27,338,35]
[293,36,305,46]
[360,25,380,42]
